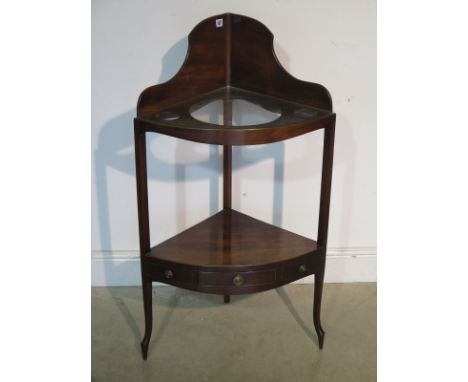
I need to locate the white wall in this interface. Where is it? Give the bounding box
[91,0,376,285]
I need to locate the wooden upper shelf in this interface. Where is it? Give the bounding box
[135,13,335,145]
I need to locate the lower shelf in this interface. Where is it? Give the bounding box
[143,208,325,294]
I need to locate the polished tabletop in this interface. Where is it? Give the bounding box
[147,209,318,269]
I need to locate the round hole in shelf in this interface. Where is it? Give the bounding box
[294,108,318,118]
[156,111,180,121]
[190,99,281,126]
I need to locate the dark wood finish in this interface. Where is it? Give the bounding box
[313,119,336,348]
[223,93,233,208]
[137,16,227,116]
[230,14,332,110]
[133,13,336,360]
[222,144,231,303]
[313,264,326,349]
[222,86,232,302]
[134,122,153,360]
[134,123,150,254]
[318,121,336,247]
[146,209,318,269]
[136,86,332,145]
[137,14,332,117]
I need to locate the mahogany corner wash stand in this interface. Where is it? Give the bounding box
[134,13,335,360]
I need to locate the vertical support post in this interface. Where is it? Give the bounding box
[223,94,232,304]
[134,119,153,360]
[223,96,233,210]
[317,118,336,248]
[134,123,151,255]
[314,117,336,349]
[223,145,232,209]
[223,11,232,211]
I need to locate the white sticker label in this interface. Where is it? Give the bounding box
[216,18,223,28]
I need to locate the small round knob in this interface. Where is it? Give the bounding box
[164,270,173,279]
[299,264,307,273]
[232,274,244,286]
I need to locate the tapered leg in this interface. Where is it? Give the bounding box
[313,269,325,349]
[141,279,153,360]
[314,121,335,350]
[134,122,153,359]
[224,295,230,304]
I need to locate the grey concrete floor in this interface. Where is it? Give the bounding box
[92,283,376,382]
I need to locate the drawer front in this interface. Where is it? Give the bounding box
[283,256,321,281]
[145,263,194,286]
[199,269,277,288]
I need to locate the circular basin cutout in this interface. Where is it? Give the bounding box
[190,99,281,126]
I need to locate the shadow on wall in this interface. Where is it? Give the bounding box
[93,36,351,282]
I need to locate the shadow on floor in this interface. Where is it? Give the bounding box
[276,286,319,347]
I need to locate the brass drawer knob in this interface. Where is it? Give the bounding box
[299,264,307,273]
[164,270,174,279]
[232,274,244,286]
